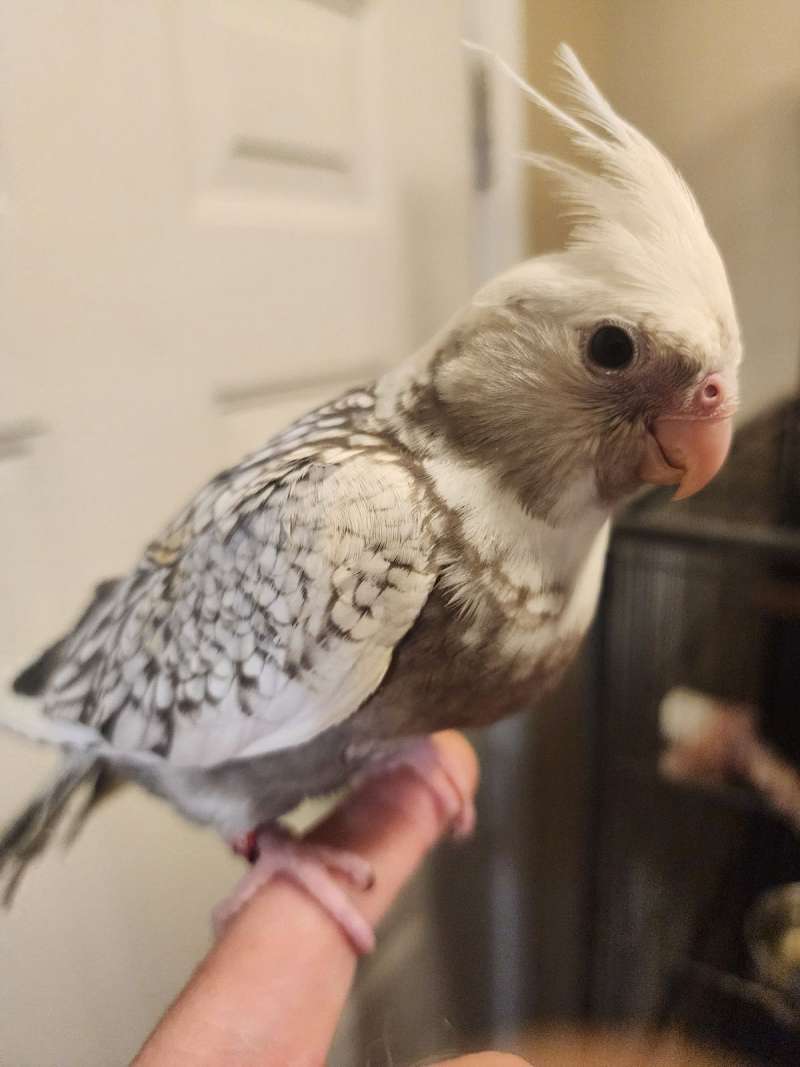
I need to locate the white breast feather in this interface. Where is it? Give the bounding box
[424,454,610,676]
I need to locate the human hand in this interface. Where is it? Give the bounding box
[130,728,741,1067]
[132,730,479,1067]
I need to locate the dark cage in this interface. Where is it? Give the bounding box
[587,398,800,1065]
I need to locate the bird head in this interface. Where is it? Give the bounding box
[398,45,741,520]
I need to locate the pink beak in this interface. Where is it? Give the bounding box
[638,373,736,501]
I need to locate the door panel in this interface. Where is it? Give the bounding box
[0,3,471,1063]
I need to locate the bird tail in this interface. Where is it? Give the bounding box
[0,753,103,905]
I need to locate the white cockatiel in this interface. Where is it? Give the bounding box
[1,46,741,952]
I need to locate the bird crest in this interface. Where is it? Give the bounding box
[465,42,740,363]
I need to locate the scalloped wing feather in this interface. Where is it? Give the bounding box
[24,400,438,769]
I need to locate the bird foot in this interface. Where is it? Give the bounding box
[214,826,376,954]
[357,736,477,840]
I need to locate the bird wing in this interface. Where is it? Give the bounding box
[37,429,438,768]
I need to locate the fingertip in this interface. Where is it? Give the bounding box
[361,730,480,845]
[431,729,481,796]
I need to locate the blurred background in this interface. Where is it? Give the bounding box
[1,1,799,1064]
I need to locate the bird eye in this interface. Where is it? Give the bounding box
[587,324,636,370]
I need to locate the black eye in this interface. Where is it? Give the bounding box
[587,324,636,370]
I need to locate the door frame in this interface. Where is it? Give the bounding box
[463,0,526,287]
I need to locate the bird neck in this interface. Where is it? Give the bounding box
[420,448,611,600]
[376,336,611,531]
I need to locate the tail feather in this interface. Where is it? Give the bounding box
[62,765,121,846]
[0,755,101,905]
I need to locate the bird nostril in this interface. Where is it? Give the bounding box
[697,374,724,411]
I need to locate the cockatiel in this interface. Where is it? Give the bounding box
[1,46,741,952]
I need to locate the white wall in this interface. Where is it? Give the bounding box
[0,4,472,1064]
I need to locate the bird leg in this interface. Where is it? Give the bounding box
[351,736,477,839]
[214,826,377,954]
[214,736,473,955]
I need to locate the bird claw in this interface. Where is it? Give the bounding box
[215,826,376,954]
[215,738,473,955]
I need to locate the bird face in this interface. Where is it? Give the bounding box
[557,299,741,504]
[436,44,743,519]
[426,276,740,518]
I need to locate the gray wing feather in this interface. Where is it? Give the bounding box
[37,397,438,768]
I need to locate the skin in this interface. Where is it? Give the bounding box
[132,731,478,1067]
[131,731,741,1067]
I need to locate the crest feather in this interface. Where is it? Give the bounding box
[463,40,739,356]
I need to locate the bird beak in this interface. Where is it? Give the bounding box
[638,416,734,501]
[638,371,737,501]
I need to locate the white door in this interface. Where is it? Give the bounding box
[0,3,472,1063]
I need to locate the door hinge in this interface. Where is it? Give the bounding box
[469,55,492,193]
